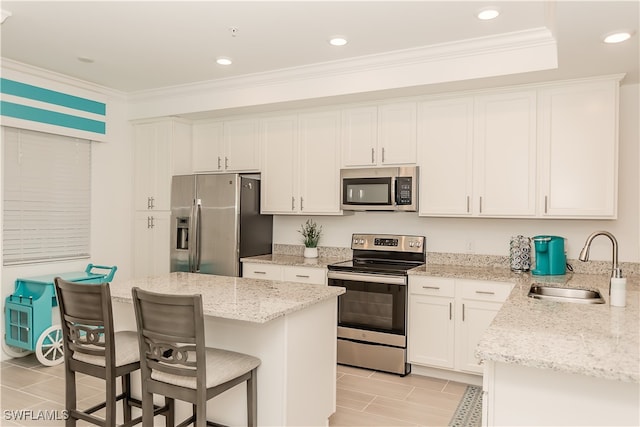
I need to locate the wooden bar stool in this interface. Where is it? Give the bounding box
[131,287,260,427]
[54,278,171,427]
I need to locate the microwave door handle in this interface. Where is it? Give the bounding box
[393,178,399,205]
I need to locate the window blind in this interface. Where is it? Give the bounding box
[3,127,91,265]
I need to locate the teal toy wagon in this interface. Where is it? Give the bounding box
[3,264,117,366]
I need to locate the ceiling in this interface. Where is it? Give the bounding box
[1,1,638,112]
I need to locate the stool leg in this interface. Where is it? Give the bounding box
[106,373,116,426]
[64,365,77,427]
[165,397,175,427]
[247,369,257,427]
[122,374,132,423]
[142,387,154,427]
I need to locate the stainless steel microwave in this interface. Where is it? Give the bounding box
[340,166,418,211]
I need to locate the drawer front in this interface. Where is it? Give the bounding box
[409,276,455,297]
[242,263,283,281]
[458,279,514,302]
[283,266,327,285]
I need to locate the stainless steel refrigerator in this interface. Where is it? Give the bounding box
[170,174,273,276]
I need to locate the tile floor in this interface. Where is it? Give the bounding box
[1,354,466,427]
[330,364,466,426]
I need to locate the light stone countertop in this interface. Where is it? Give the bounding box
[409,265,640,383]
[110,272,345,324]
[240,253,350,268]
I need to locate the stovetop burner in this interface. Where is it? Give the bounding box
[328,233,426,276]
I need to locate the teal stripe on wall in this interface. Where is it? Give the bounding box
[0,78,106,115]
[0,101,106,134]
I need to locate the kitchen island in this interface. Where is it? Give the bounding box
[109,272,345,426]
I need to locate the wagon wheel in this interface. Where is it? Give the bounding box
[35,325,64,366]
[1,339,32,358]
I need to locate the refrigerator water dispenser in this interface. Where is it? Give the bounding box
[176,217,189,250]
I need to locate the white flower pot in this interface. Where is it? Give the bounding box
[303,247,318,258]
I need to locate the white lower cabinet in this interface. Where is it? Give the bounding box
[134,211,170,278]
[408,276,513,375]
[243,262,327,285]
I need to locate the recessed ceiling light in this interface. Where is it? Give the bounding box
[477,7,500,20]
[329,37,348,46]
[216,57,232,66]
[603,31,632,44]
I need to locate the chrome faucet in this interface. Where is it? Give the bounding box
[578,231,623,278]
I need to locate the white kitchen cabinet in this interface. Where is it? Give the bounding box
[538,78,620,218]
[282,266,327,285]
[133,211,170,278]
[242,262,327,285]
[133,119,191,211]
[418,91,536,217]
[342,102,416,167]
[408,277,456,369]
[417,97,474,216]
[408,276,513,375]
[473,90,537,217]
[261,111,342,215]
[456,279,513,374]
[242,262,284,281]
[192,118,260,173]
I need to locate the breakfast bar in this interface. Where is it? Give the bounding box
[108,272,345,426]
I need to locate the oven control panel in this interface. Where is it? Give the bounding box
[351,234,425,253]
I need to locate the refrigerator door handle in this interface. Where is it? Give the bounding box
[188,200,196,272]
[194,198,202,272]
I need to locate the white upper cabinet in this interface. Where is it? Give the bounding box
[133,119,191,211]
[260,114,299,213]
[538,78,619,218]
[378,102,417,165]
[261,111,342,215]
[418,97,474,216]
[341,106,378,167]
[342,102,416,167]
[298,110,342,214]
[473,90,537,217]
[418,91,537,217]
[192,118,260,172]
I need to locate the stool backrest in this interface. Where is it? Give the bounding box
[131,287,206,389]
[54,278,116,367]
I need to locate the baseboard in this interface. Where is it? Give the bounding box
[410,364,483,386]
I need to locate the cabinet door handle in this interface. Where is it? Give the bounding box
[147,197,152,209]
[476,290,495,295]
[225,156,229,170]
[217,156,221,170]
[291,197,295,211]
[371,147,375,164]
[462,303,465,321]
[544,195,548,214]
[479,196,483,213]
[449,302,452,320]
[296,274,310,278]
[149,197,155,210]
[422,286,440,290]
[253,271,267,275]
[466,196,470,213]
[300,197,304,211]
[150,216,154,228]
[147,216,151,228]
[382,147,385,163]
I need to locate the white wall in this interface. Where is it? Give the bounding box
[274,83,640,263]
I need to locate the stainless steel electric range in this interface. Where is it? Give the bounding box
[327,233,426,376]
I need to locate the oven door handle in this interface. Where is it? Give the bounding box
[327,271,407,285]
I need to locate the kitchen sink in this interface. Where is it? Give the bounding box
[528,285,605,304]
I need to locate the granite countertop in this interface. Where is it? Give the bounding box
[410,265,640,383]
[240,253,350,268]
[110,272,345,324]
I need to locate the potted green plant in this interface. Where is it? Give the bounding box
[299,219,322,258]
